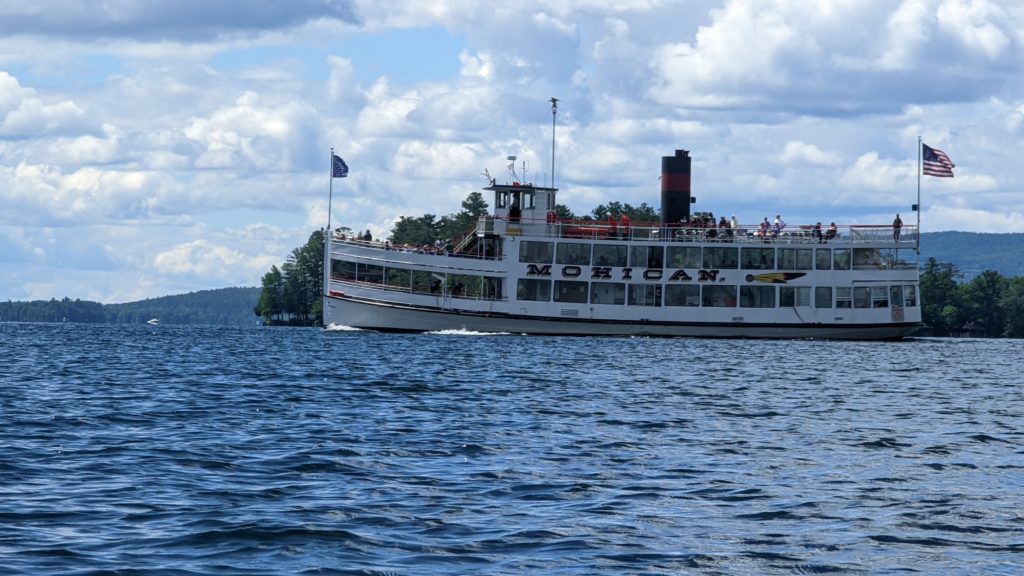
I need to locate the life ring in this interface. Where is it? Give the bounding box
[546,210,557,224]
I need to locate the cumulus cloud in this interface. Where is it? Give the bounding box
[184,91,323,172]
[0,0,361,41]
[0,72,94,139]
[153,237,276,281]
[937,0,1010,59]
[777,141,841,167]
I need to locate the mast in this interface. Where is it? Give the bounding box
[550,97,558,191]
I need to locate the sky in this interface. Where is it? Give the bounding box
[2,0,1023,303]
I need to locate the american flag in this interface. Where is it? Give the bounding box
[922,143,954,178]
[332,154,349,178]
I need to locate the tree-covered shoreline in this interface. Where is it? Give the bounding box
[0,287,261,326]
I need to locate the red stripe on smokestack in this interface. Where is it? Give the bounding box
[661,172,690,192]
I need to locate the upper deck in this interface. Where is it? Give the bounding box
[482,216,917,248]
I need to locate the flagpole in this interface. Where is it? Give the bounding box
[328,146,335,235]
[324,147,334,308]
[916,137,921,252]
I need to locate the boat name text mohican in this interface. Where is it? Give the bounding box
[527,264,723,282]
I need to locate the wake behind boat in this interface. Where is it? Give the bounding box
[325,137,921,340]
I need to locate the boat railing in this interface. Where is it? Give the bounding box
[332,232,505,261]
[489,216,917,246]
[334,220,919,250]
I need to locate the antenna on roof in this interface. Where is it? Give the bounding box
[507,155,518,183]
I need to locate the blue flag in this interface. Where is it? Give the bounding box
[332,154,349,178]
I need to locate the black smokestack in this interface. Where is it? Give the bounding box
[661,149,691,225]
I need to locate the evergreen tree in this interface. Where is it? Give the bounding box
[961,270,1007,337]
[919,258,963,335]
[1000,277,1024,337]
[390,214,439,246]
[590,201,659,222]
[254,229,324,326]
[255,265,285,323]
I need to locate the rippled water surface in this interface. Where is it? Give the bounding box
[1,323,1022,575]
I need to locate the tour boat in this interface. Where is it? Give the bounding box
[323,149,921,339]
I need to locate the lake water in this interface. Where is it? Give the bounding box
[1,323,1022,575]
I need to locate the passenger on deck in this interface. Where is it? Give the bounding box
[731,215,739,234]
[509,200,521,222]
[758,218,770,241]
[772,214,785,238]
[824,222,837,242]
[607,214,617,238]
[813,222,822,243]
[620,213,631,239]
[893,213,903,241]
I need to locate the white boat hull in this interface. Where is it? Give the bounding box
[325,294,919,340]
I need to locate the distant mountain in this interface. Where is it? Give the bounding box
[1,287,261,326]
[105,287,262,326]
[919,232,1024,279]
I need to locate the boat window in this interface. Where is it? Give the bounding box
[741,247,774,270]
[496,191,508,209]
[853,248,881,269]
[836,287,852,308]
[593,244,628,267]
[554,280,588,303]
[664,284,700,307]
[702,285,737,307]
[647,246,664,269]
[778,248,813,270]
[833,249,851,270]
[815,286,832,308]
[590,282,626,305]
[385,268,412,290]
[516,279,551,301]
[903,285,918,307]
[796,249,813,270]
[853,287,871,308]
[815,249,832,270]
[871,286,889,308]
[779,286,811,307]
[411,271,434,293]
[702,247,738,269]
[890,286,904,307]
[521,191,536,209]
[448,274,481,298]
[740,285,775,308]
[332,260,356,281]
[482,276,503,300]
[519,241,554,263]
[357,263,384,284]
[627,284,662,307]
[666,246,701,268]
[629,246,664,269]
[556,242,592,265]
